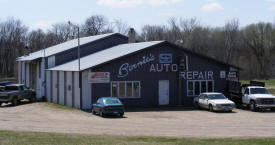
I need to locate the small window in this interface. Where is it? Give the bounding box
[133,82,140,97]
[187,80,214,96]
[126,82,132,97]
[111,83,118,97]
[111,81,140,98]
[244,88,249,94]
[201,81,206,93]
[119,82,125,98]
[207,81,213,92]
[187,81,194,96]
[199,94,204,99]
[195,82,200,95]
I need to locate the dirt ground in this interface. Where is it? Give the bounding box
[0,102,275,138]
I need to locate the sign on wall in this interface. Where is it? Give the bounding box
[159,53,172,64]
[180,71,214,80]
[220,71,226,79]
[226,71,238,81]
[89,72,110,83]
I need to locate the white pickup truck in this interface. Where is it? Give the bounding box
[242,86,275,111]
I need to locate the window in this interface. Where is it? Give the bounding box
[244,88,249,94]
[111,81,140,98]
[188,81,194,96]
[111,83,118,97]
[187,80,214,96]
[119,82,125,97]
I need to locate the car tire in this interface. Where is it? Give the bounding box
[30,96,36,103]
[120,113,124,118]
[100,111,105,117]
[250,101,257,112]
[209,104,213,112]
[92,109,96,115]
[0,102,2,107]
[12,97,18,106]
[228,110,232,113]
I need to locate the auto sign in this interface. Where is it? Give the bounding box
[159,53,172,64]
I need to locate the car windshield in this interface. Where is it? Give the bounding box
[250,88,269,94]
[208,94,226,100]
[104,98,121,104]
[5,86,18,91]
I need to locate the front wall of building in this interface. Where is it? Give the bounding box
[88,43,229,107]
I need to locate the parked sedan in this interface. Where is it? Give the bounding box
[194,93,235,112]
[92,97,124,117]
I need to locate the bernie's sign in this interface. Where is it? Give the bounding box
[117,54,155,78]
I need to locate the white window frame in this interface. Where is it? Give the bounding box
[187,80,214,97]
[111,81,141,98]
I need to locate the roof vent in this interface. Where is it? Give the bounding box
[128,28,136,43]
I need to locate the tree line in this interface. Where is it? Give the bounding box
[0,15,274,79]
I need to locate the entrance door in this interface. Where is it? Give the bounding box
[159,80,169,105]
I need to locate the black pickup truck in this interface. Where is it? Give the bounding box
[0,84,36,106]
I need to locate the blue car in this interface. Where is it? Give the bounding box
[92,97,125,117]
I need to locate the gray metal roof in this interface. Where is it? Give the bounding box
[18,33,116,61]
[48,41,164,72]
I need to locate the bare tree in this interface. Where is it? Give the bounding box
[0,18,28,77]
[82,15,108,36]
[223,19,240,63]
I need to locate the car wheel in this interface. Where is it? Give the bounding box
[12,97,18,106]
[100,111,105,117]
[92,109,96,115]
[228,110,232,113]
[0,102,2,107]
[30,96,36,103]
[120,113,124,118]
[209,104,213,112]
[250,101,257,112]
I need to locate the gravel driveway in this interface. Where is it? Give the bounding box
[0,102,275,138]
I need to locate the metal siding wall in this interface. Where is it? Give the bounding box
[41,58,45,97]
[26,63,30,87]
[36,62,42,99]
[82,70,91,109]
[55,34,128,66]
[66,71,73,107]
[46,71,51,102]
[18,61,21,84]
[74,72,81,109]
[52,71,58,104]
[59,71,65,105]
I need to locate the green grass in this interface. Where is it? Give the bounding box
[38,102,78,111]
[0,130,274,145]
[268,89,275,95]
[240,79,275,88]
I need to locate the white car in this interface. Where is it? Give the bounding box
[194,93,235,112]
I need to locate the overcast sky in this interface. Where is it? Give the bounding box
[0,0,274,32]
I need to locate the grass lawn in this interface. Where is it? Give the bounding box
[0,130,274,145]
[240,79,275,88]
[268,89,275,95]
